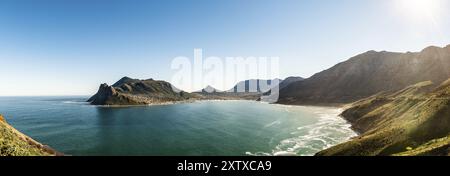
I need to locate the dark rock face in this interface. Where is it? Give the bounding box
[88,84,118,105]
[88,77,197,105]
[278,45,450,105]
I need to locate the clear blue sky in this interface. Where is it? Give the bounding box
[1,0,449,95]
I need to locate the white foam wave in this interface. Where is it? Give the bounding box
[247,107,357,156]
[264,120,281,128]
[63,101,89,105]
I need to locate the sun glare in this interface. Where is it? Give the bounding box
[395,0,443,20]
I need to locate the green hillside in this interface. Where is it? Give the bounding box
[0,115,57,156]
[316,78,450,156]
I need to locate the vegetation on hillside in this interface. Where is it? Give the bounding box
[0,115,56,156]
[316,78,450,156]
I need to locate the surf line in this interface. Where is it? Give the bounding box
[177,160,212,174]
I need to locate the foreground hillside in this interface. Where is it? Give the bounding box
[278,45,450,105]
[316,78,450,156]
[0,115,58,156]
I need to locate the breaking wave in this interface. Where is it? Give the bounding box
[247,107,357,156]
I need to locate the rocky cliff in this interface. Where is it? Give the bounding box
[88,77,199,105]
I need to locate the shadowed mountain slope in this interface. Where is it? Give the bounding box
[278,45,450,105]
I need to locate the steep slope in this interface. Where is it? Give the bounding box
[278,45,450,105]
[228,79,282,93]
[316,78,450,156]
[393,136,450,156]
[279,77,304,90]
[0,115,59,156]
[88,77,199,105]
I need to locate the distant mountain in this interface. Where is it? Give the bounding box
[228,79,282,93]
[193,85,262,101]
[277,45,450,105]
[258,77,303,103]
[88,77,197,105]
[194,85,222,94]
[317,78,450,156]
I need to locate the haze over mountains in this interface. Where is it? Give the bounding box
[277,45,450,105]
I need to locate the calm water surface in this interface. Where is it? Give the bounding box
[0,97,356,156]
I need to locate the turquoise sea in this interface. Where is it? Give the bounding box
[0,97,356,156]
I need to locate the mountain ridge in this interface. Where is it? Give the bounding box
[277,45,450,105]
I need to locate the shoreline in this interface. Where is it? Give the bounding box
[89,98,261,108]
[88,97,346,109]
[87,97,362,153]
[2,97,358,156]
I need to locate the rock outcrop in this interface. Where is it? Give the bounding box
[88,77,198,105]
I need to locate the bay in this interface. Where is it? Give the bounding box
[0,97,356,156]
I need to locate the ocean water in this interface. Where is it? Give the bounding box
[0,96,357,156]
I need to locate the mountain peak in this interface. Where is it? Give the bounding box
[112,76,139,87]
[365,50,378,54]
[278,44,450,105]
[421,45,442,53]
[202,85,220,93]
